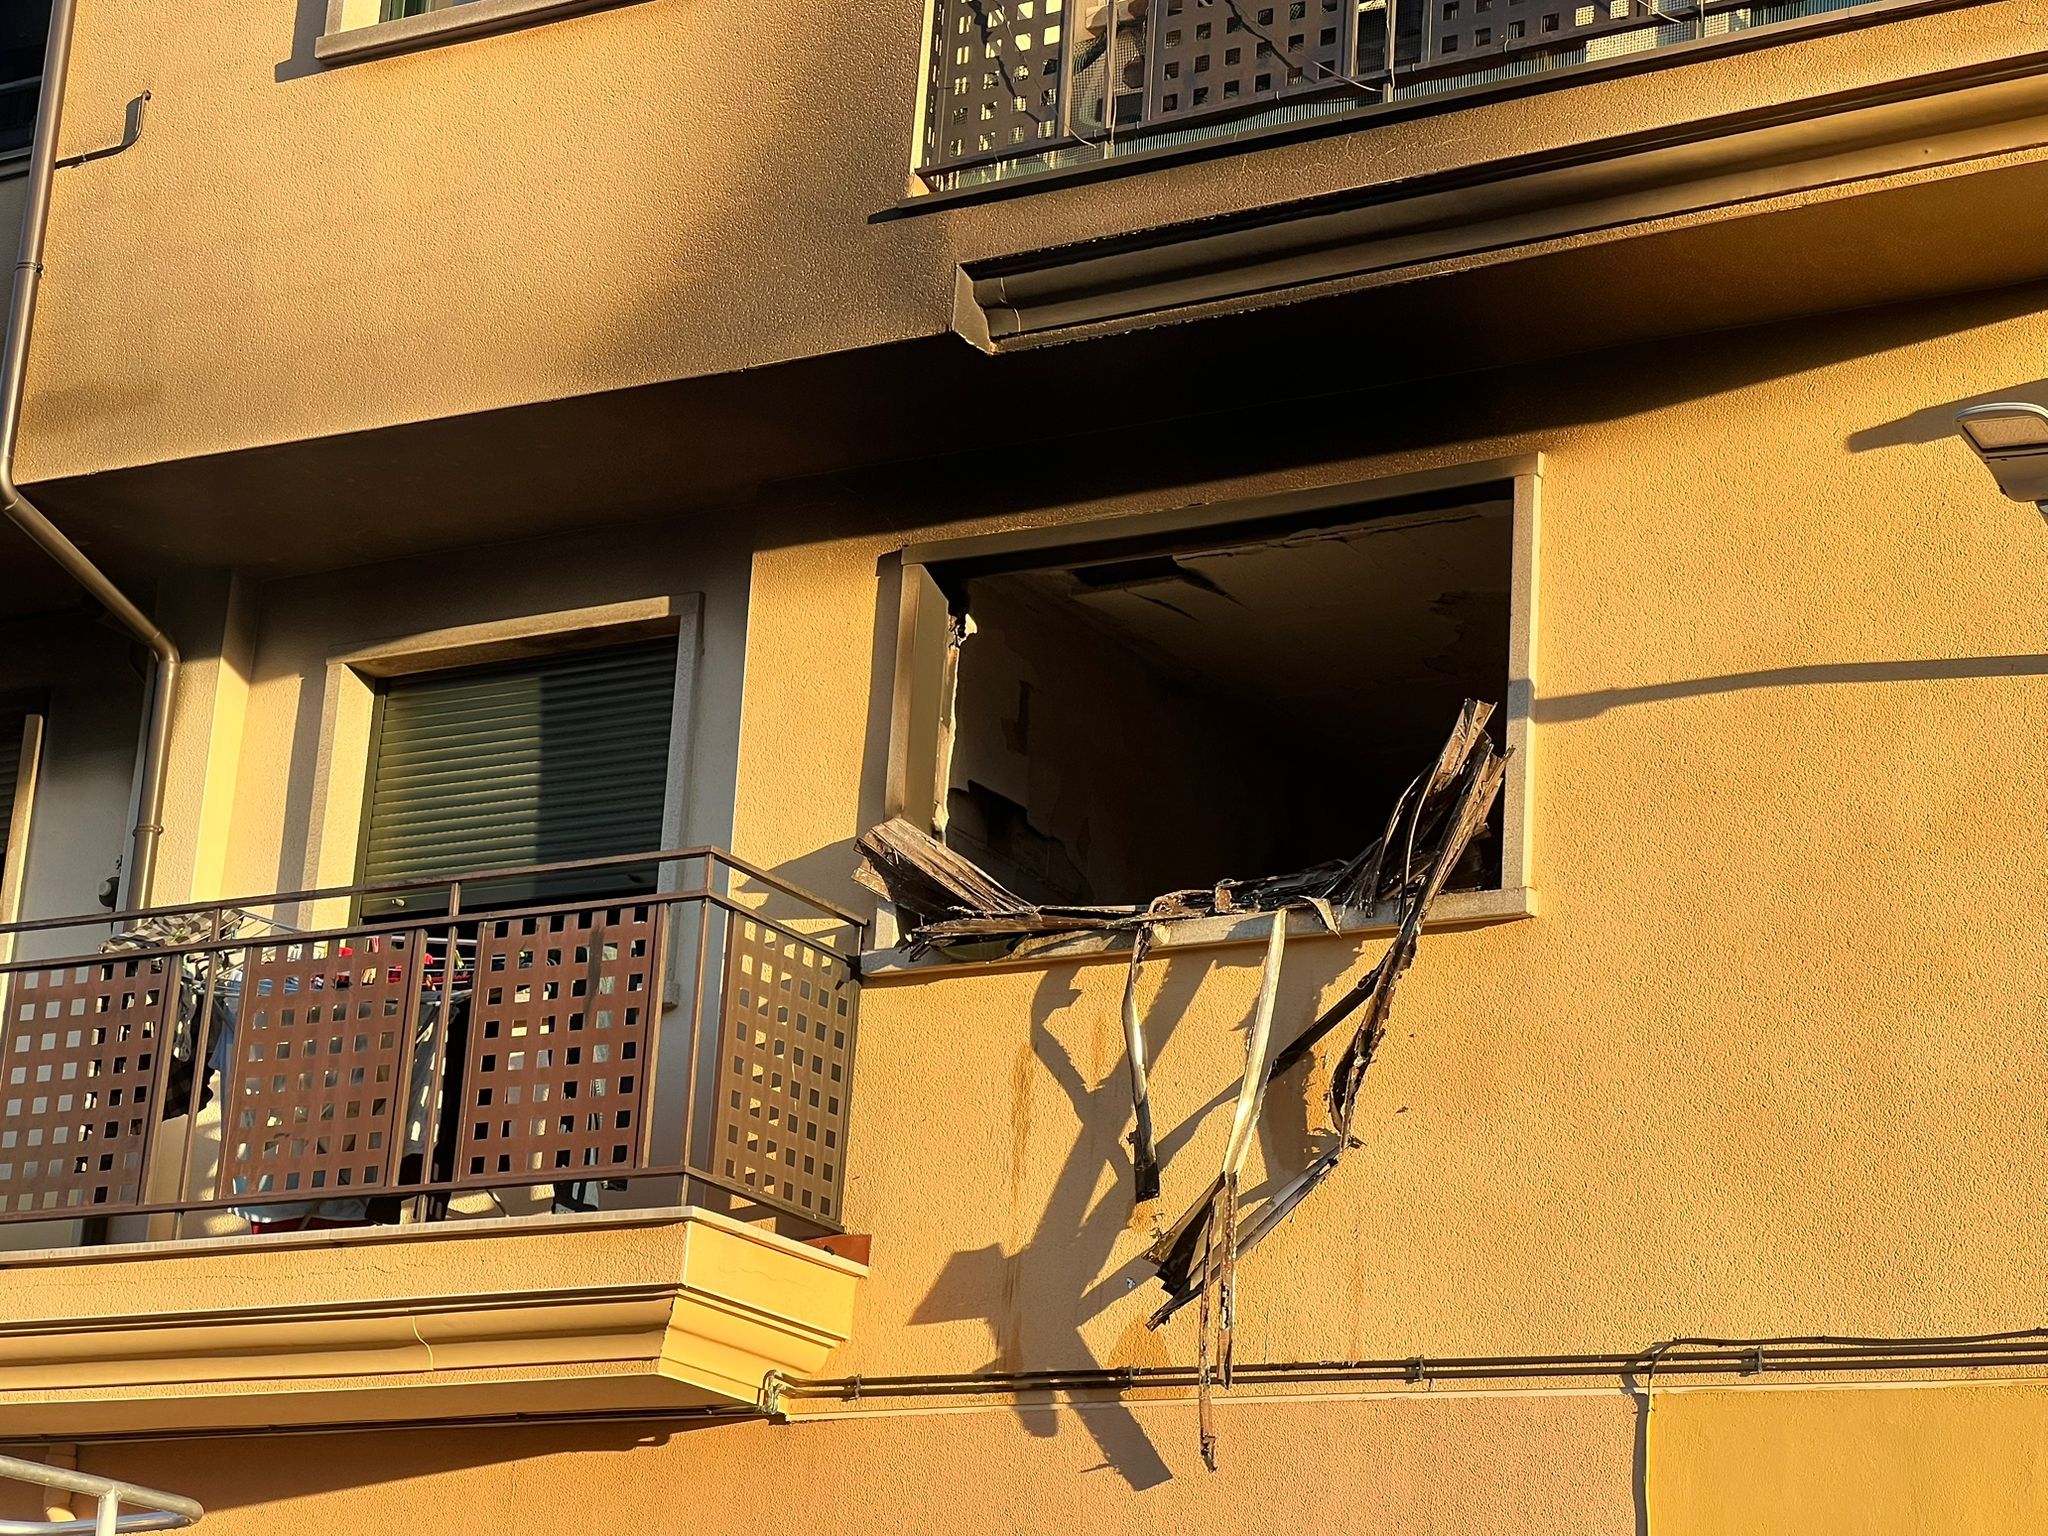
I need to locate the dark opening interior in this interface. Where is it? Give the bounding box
[937,496,1513,907]
[0,4,48,158]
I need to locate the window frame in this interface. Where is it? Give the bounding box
[347,635,686,922]
[0,699,46,967]
[288,596,699,933]
[872,455,1540,963]
[316,0,654,65]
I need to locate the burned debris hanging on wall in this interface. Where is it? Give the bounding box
[857,702,1509,1471]
[1145,706,1505,1469]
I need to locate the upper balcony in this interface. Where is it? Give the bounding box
[914,0,1957,193]
[0,849,867,1436]
[12,0,2048,570]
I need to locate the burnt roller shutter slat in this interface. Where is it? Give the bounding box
[360,641,677,914]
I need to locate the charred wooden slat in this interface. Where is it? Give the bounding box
[1121,926,1162,1205]
[1149,729,1508,1339]
[853,817,1037,921]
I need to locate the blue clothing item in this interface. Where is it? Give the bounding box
[210,976,375,1224]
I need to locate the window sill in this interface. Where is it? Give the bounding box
[859,885,1537,981]
[314,0,652,65]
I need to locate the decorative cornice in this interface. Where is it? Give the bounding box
[955,53,2048,348]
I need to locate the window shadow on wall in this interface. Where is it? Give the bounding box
[1532,654,2048,725]
[275,0,331,82]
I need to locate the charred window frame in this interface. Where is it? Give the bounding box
[881,459,1538,945]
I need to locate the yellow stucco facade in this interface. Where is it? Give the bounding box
[0,0,2045,1530]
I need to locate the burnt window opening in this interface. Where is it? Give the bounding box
[925,499,1514,909]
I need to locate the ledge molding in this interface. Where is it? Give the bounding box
[0,1207,863,1437]
[862,886,1537,980]
[315,0,654,65]
[955,52,2048,348]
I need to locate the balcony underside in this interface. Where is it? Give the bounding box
[952,56,2048,345]
[17,50,2048,599]
[0,1207,863,1438]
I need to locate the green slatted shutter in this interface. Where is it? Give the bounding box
[359,640,677,917]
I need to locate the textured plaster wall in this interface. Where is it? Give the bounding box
[724,290,2047,1457]
[69,1390,1639,1534]
[16,0,2048,481]
[28,1379,2048,1532]
[0,288,2044,1527]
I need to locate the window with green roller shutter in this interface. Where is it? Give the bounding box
[356,640,678,919]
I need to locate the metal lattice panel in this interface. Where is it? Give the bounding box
[926,0,1070,169]
[220,933,419,1200]
[1419,0,1677,72]
[458,904,659,1180]
[1149,0,1353,121]
[0,959,167,1213]
[712,919,856,1221]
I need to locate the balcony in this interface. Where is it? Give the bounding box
[0,851,867,1434]
[917,0,1940,191]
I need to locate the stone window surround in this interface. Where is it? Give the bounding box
[316,0,655,65]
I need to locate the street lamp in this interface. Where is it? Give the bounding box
[1954,402,2048,516]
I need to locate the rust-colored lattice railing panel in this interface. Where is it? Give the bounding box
[1417,0,1707,75]
[219,932,421,1200]
[713,918,857,1222]
[925,0,1072,170]
[457,903,661,1180]
[0,959,168,1213]
[1148,0,1355,123]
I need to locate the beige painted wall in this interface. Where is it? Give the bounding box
[0,284,2042,1528]
[48,1379,2048,1534]
[17,0,2048,483]
[730,289,2048,1385]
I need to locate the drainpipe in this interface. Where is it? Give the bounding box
[0,0,177,909]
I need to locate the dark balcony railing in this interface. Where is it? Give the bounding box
[0,849,863,1246]
[919,0,1893,188]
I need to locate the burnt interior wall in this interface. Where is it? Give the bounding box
[942,502,1514,905]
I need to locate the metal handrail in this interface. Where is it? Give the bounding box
[0,1453,200,1534]
[0,845,866,941]
[0,876,861,977]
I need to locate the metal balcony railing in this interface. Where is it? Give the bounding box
[0,1453,200,1535]
[0,850,862,1246]
[918,0,1888,187]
